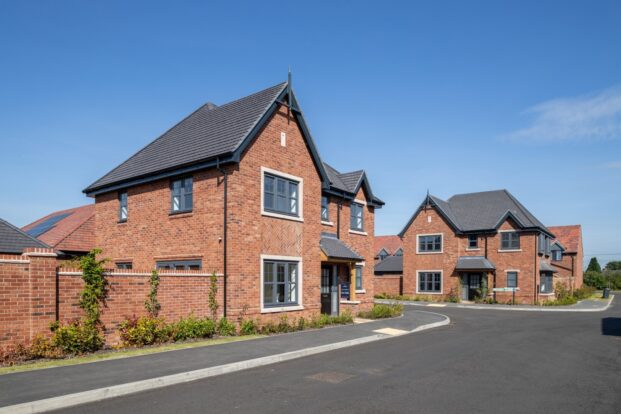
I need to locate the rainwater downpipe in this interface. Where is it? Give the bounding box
[217,158,228,318]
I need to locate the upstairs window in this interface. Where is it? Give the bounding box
[116,262,132,270]
[507,271,518,288]
[118,192,128,222]
[350,203,364,231]
[321,196,329,221]
[552,249,563,261]
[394,248,403,256]
[500,232,520,250]
[378,249,389,261]
[171,177,193,213]
[467,234,478,249]
[418,234,442,253]
[264,173,299,217]
[156,260,201,270]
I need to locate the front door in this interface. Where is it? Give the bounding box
[461,273,482,301]
[321,265,339,316]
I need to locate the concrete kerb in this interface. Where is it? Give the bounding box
[376,295,614,313]
[0,311,450,414]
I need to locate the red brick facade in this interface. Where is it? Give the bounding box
[95,104,376,322]
[402,206,552,304]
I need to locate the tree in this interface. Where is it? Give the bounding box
[586,257,602,273]
[604,261,621,271]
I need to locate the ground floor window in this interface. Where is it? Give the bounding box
[507,271,518,288]
[418,271,441,293]
[116,262,133,270]
[156,260,202,270]
[355,266,363,290]
[540,273,554,294]
[263,260,298,307]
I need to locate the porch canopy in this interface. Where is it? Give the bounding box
[539,261,558,273]
[455,256,495,272]
[320,233,364,262]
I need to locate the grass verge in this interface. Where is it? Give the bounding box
[0,335,263,376]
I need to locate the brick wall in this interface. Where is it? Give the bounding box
[0,249,57,347]
[374,275,402,296]
[402,206,545,304]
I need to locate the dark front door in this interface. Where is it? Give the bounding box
[461,273,482,301]
[321,265,339,316]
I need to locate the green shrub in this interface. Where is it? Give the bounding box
[29,335,64,359]
[51,320,104,354]
[119,316,169,346]
[239,319,259,335]
[297,317,307,331]
[584,271,607,289]
[543,296,578,306]
[171,316,216,341]
[358,304,403,319]
[216,317,236,336]
[573,285,595,300]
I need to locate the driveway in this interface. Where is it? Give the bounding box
[54,300,621,414]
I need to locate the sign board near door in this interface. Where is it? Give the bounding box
[340,283,350,300]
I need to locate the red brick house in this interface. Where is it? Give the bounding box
[82,81,383,321]
[22,204,95,258]
[373,235,404,296]
[374,235,403,262]
[399,190,559,304]
[548,225,584,291]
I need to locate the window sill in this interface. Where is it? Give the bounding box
[321,221,334,226]
[262,211,304,223]
[349,229,367,236]
[355,289,366,294]
[169,211,193,218]
[261,304,304,313]
[340,300,361,305]
[498,249,522,253]
[416,251,443,255]
[539,293,555,296]
[465,248,480,251]
[117,220,127,225]
[416,291,443,295]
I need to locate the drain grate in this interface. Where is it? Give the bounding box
[306,371,355,384]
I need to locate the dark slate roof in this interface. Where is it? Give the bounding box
[374,255,403,273]
[322,163,384,205]
[540,261,558,273]
[320,233,363,261]
[85,82,288,193]
[0,218,49,254]
[401,189,551,236]
[455,256,496,271]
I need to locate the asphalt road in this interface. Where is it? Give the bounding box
[57,303,621,414]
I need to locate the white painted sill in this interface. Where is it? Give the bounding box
[465,248,481,251]
[261,211,304,223]
[321,221,334,226]
[340,300,361,304]
[349,229,368,236]
[416,251,443,255]
[498,249,522,253]
[261,305,304,314]
[355,289,366,294]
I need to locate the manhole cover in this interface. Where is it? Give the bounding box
[306,371,355,384]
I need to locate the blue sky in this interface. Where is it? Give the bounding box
[1,1,620,266]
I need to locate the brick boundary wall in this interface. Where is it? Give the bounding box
[374,275,402,297]
[0,249,226,348]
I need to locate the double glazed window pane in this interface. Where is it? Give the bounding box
[321,196,329,221]
[264,261,298,306]
[419,272,441,292]
[264,174,299,216]
[355,267,362,290]
[501,232,520,250]
[419,235,442,252]
[119,192,128,221]
[507,272,518,288]
[171,177,193,212]
[350,203,363,231]
[540,274,553,293]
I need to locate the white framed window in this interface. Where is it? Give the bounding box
[417,234,443,254]
[416,270,443,294]
[261,167,304,222]
[260,254,303,313]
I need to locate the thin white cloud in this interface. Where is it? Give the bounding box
[505,86,621,142]
[603,161,621,169]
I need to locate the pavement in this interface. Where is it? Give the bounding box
[0,309,448,413]
[377,294,614,312]
[46,295,620,414]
